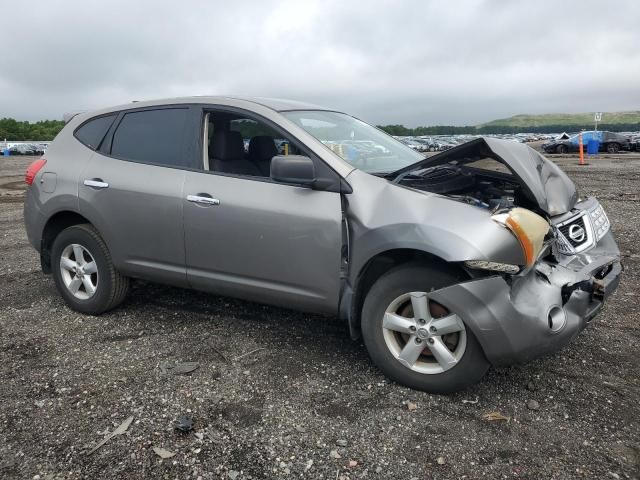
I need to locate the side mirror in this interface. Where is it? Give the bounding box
[270,155,316,186]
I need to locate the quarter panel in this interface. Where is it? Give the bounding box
[24,119,88,249]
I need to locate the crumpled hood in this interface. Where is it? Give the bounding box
[392,137,577,216]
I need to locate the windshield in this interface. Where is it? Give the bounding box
[281,110,424,173]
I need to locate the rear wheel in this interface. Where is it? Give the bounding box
[51,224,129,314]
[361,263,489,393]
[606,142,620,154]
[555,144,568,154]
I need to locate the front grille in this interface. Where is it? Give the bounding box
[558,216,588,248]
[554,202,609,256]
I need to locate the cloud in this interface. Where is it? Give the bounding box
[1,0,639,125]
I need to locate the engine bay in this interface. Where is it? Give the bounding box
[389,137,578,218]
[398,164,538,214]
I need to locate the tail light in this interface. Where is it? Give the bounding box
[25,158,47,185]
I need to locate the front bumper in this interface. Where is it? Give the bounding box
[429,231,622,366]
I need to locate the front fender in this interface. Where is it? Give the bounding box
[345,169,525,284]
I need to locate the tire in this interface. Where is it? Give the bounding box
[606,143,620,154]
[51,224,129,315]
[555,144,568,154]
[361,263,489,393]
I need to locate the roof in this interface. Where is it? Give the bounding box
[222,96,332,111]
[66,95,337,123]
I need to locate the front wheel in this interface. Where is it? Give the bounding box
[51,224,129,315]
[361,264,489,393]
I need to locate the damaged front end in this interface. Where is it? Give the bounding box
[389,138,622,365]
[427,230,621,365]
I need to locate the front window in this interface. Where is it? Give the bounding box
[282,111,423,174]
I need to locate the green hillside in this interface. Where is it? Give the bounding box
[482,111,640,128]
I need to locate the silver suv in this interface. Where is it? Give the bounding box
[23,97,622,393]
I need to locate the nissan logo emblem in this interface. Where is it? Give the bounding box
[568,224,586,242]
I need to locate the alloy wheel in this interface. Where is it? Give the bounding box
[382,292,467,374]
[59,243,99,300]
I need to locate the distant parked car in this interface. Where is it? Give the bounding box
[9,144,37,155]
[542,131,631,154]
[29,144,45,155]
[412,138,437,152]
[399,138,427,152]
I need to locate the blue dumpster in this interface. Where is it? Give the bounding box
[587,139,600,155]
[2,148,9,156]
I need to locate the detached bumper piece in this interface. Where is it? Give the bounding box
[429,234,622,366]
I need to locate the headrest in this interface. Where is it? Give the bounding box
[210,130,245,161]
[248,135,278,162]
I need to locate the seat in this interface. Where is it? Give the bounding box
[209,130,260,176]
[248,135,278,177]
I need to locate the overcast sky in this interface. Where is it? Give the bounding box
[1,0,639,126]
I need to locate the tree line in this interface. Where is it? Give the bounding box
[377,122,640,136]
[0,118,66,141]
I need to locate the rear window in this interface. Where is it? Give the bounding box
[74,114,117,150]
[110,108,188,167]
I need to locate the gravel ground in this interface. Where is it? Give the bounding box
[0,154,638,480]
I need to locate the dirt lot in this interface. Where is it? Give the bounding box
[0,154,638,480]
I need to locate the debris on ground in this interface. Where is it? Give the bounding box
[336,439,348,447]
[462,397,479,404]
[405,400,418,411]
[86,416,133,455]
[174,415,193,433]
[437,456,446,465]
[526,399,541,411]
[159,361,200,375]
[169,362,199,375]
[152,447,176,459]
[233,347,265,361]
[482,411,510,422]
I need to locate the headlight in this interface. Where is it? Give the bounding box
[589,203,610,242]
[492,208,550,266]
[464,260,520,274]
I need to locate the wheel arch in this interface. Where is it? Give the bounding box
[342,248,468,340]
[40,210,94,273]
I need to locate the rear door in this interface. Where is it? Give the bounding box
[78,106,199,286]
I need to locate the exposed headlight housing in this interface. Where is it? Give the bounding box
[492,208,550,266]
[464,260,521,274]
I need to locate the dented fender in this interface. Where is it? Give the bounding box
[344,168,526,287]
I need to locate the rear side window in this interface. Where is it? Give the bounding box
[110,108,188,167]
[75,114,117,150]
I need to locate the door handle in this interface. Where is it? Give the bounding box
[187,194,220,206]
[84,179,109,189]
